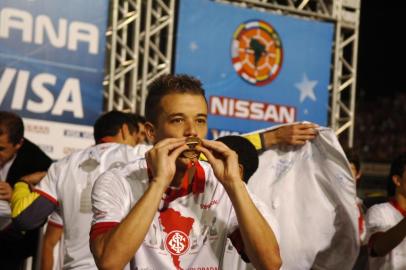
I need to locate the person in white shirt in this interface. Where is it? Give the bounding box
[366,152,406,270]
[11,110,151,270]
[90,74,282,270]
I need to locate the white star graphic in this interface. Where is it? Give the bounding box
[189,41,198,52]
[295,74,318,103]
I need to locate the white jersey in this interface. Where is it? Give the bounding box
[239,126,359,270]
[366,201,406,270]
[35,143,150,270]
[91,159,276,270]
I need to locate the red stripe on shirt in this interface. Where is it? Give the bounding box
[34,189,59,206]
[389,198,406,217]
[90,222,120,240]
[48,220,63,228]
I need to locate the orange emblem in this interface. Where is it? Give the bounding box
[231,19,283,86]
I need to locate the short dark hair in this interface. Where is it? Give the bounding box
[387,152,406,197]
[145,74,206,124]
[93,110,138,144]
[216,135,259,183]
[0,111,24,145]
[130,113,146,126]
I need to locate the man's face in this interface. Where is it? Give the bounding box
[395,168,406,197]
[0,133,21,168]
[148,93,208,165]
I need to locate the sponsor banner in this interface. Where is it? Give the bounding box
[24,117,93,159]
[0,0,108,159]
[175,0,334,139]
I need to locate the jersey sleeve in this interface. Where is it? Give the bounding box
[48,211,63,228]
[90,170,132,239]
[365,204,391,253]
[34,161,61,205]
[365,205,389,240]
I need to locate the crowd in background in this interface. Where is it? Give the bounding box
[354,91,406,163]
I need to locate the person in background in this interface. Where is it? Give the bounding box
[0,111,52,270]
[11,110,148,270]
[365,152,406,270]
[215,135,259,184]
[216,135,281,270]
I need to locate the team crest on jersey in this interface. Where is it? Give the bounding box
[231,19,283,86]
[165,230,190,255]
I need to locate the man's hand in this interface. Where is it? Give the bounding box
[20,171,47,185]
[0,182,13,201]
[196,139,241,188]
[264,122,319,147]
[145,137,189,188]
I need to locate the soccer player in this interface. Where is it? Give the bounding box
[90,74,282,270]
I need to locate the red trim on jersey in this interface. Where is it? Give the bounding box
[34,189,59,206]
[389,198,406,217]
[162,161,206,205]
[90,222,119,240]
[357,203,365,239]
[48,220,63,228]
[98,137,115,143]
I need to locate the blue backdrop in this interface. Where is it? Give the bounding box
[0,0,108,125]
[175,0,334,139]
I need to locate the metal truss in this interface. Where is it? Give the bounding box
[104,0,175,114]
[104,0,360,147]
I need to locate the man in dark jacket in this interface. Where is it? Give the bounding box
[0,111,52,270]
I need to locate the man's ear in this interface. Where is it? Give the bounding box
[120,123,130,140]
[392,175,401,188]
[14,137,24,151]
[144,122,156,144]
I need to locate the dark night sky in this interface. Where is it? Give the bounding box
[357,1,405,99]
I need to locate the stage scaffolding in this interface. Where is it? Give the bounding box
[103,0,360,147]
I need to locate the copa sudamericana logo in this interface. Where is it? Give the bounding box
[231,19,283,86]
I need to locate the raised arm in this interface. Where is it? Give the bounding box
[90,138,188,270]
[244,122,319,152]
[262,122,318,147]
[197,139,282,270]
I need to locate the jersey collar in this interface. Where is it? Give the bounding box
[147,161,206,207]
[389,197,406,217]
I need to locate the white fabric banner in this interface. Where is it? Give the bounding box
[241,126,360,269]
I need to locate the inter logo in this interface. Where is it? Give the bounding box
[165,230,190,255]
[231,19,283,86]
